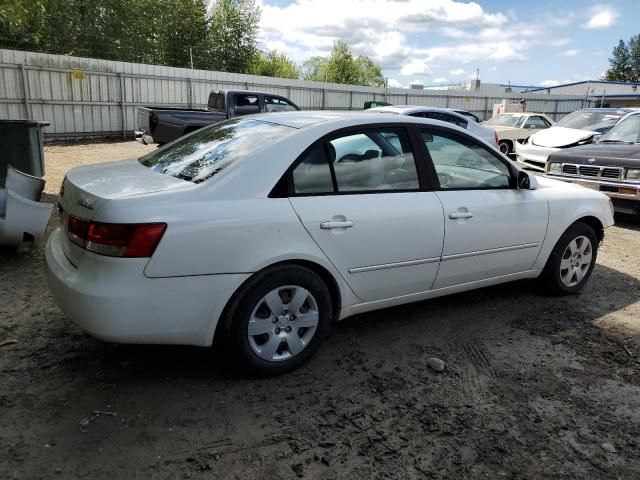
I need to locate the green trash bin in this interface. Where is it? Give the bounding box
[0,119,50,185]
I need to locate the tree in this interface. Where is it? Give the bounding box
[208,0,261,73]
[250,50,299,79]
[353,56,385,87]
[603,35,640,82]
[603,39,633,81]
[303,40,385,87]
[629,35,640,82]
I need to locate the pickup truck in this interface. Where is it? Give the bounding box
[135,89,301,145]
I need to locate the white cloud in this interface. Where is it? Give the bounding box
[387,78,402,88]
[449,68,465,76]
[432,78,449,84]
[583,5,619,29]
[258,0,509,68]
[539,80,560,87]
[559,49,580,57]
[548,38,571,47]
[401,59,431,76]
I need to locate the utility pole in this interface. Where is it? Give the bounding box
[190,47,194,70]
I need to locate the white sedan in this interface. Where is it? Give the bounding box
[46,112,614,375]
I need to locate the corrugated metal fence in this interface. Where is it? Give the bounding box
[0,49,590,139]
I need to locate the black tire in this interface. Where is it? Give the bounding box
[224,265,332,376]
[538,222,598,295]
[498,140,511,155]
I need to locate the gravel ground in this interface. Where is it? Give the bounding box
[1,141,640,479]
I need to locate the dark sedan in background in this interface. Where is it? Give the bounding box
[545,113,640,214]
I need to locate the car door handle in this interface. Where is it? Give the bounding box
[449,212,473,219]
[320,220,354,229]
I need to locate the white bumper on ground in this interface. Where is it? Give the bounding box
[515,141,558,172]
[45,228,249,346]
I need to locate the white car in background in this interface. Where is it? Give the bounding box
[369,105,498,147]
[45,112,614,375]
[483,112,554,155]
[515,108,638,171]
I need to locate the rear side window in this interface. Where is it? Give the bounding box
[291,128,420,194]
[234,94,260,116]
[292,144,334,194]
[140,118,293,183]
[525,116,550,128]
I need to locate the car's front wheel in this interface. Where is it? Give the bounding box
[539,222,599,295]
[226,265,332,376]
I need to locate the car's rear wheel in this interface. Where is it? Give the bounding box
[226,265,331,376]
[498,140,511,154]
[539,222,598,295]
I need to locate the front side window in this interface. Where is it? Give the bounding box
[291,128,420,194]
[265,96,298,112]
[421,130,511,189]
[140,119,293,183]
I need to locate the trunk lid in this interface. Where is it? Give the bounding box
[58,159,191,266]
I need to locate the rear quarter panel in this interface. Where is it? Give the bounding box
[96,191,361,309]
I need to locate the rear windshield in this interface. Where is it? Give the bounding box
[140,119,293,183]
[555,111,623,133]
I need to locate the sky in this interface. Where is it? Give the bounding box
[254,0,640,88]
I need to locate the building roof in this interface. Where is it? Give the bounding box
[526,80,640,98]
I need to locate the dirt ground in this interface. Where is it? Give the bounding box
[1,141,640,479]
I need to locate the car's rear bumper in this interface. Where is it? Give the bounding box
[45,228,249,346]
[544,175,640,214]
[134,130,155,145]
[515,142,558,171]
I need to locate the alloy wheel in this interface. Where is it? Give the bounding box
[559,235,593,287]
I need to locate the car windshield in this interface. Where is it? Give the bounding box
[600,115,640,143]
[485,114,523,127]
[555,111,623,133]
[139,118,294,183]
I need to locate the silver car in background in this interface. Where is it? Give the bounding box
[370,105,498,147]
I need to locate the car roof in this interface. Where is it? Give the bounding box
[492,112,547,116]
[576,108,639,114]
[370,105,461,114]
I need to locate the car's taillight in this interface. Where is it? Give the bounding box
[67,215,166,258]
[494,130,499,146]
[149,113,158,133]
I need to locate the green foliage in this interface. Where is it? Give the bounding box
[0,0,261,73]
[250,50,299,79]
[208,0,261,73]
[604,36,640,82]
[303,40,385,87]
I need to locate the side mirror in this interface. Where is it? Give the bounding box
[517,170,537,190]
[592,134,602,143]
[529,124,537,129]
